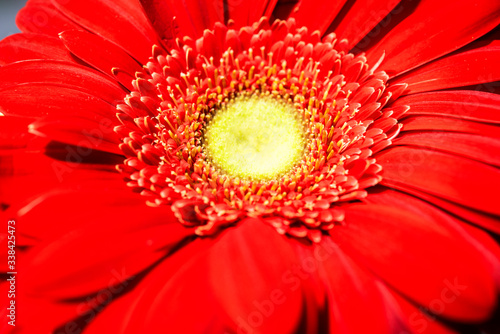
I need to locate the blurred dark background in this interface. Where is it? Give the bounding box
[0,0,28,40]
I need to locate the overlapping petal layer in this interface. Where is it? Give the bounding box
[1,0,499,333]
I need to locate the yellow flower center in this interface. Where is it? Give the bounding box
[204,94,306,181]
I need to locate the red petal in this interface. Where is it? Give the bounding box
[329,0,402,50]
[392,40,500,93]
[272,1,297,20]
[8,174,135,239]
[0,33,73,65]
[392,90,500,124]
[139,0,224,39]
[16,0,81,36]
[99,220,304,333]
[425,196,500,236]
[226,0,278,28]
[178,0,224,32]
[0,83,117,119]
[285,241,325,333]
[332,203,497,322]
[375,184,500,235]
[366,189,500,289]
[393,131,500,167]
[139,0,196,39]
[401,116,500,138]
[290,0,348,35]
[207,219,304,334]
[84,237,217,334]
[29,117,122,155]
[23,206,191,299]
[59,30,143,90]
[316,238,405,333]
[365,0,500,76]
[0,150,119,214]
[0,60,127,103]
[52,0,159,63]
[389,291,458,334]
[0,146,117,183]
[0,116,34,149]
[262,0,280,20]
[2,292,92,333]
[459,223,500,290]
[377,146,500,216]
[226,2,252,28]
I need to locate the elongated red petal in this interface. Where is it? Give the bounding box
[29,117,122,155]
[225,1,252,28]
[139,0,224,39]
[285,241,325,333]
[392,40,500,93]
[426,196,500,236]
[4,293,93,334]
[0,83,117,119]
[0,150,120,213]
[375,184,500,235]
[207,220,304,334]
[365,189,500,287]
[377,146,500,216]
[389,291,458,334]
[8,174,134,236]
[98,220,304,333]
[139,0,196,39]
[0,60,127,103]
[393,90,500,124]
[52,0,159,63]
[262,0,280,21]
[16,0,82,36]
[180,0,224,32]
[401,116,500,139]
[366,0,500,76]
[289,0,348,35]
[0,33,72,65]
[225,0,278,28]
[393,132,500,167]
[59,30,143,91]
[316,238,405,333]
[134,240,231,334]
[329,0,402,50]
[23,207,191,299]
[83,238,217,334]
[0,116,34,149]
[332,203,497,322]
[0,145,119,183]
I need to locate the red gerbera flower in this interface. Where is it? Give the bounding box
[1,0,500,333]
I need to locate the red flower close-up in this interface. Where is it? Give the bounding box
[1,0,500,333]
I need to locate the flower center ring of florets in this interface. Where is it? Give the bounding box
[203,92,307,182]
[114,18,405,242]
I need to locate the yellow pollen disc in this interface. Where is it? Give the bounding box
[204,94,306,181]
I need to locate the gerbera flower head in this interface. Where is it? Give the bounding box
[1,0,500,333]
[117,17,404,241]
